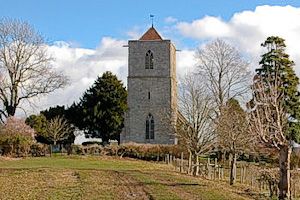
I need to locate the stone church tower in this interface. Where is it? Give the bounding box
[121,26,177,144]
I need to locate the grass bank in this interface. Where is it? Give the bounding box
[0,156,262,200]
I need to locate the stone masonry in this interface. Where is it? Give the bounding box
[120,27,177,144]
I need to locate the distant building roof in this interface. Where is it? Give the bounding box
[139,27,163,41]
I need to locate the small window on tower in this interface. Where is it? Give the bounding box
[148,91,150,99]
[145,50,153,69]
[146,114,154,140]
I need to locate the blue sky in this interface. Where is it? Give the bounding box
[1,0,300,48]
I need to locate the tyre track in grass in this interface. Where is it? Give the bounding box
[130,170,200,200]
[130,170,253,200]
[110,170,153,200]
[125,170,193,200]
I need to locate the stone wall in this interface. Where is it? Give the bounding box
[121,40,177,144]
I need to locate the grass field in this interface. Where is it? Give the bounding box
[0,155,267,200]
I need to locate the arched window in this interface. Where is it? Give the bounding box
[145,50,153,69]
[146,114,154,139]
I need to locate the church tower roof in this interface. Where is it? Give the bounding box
[139,27,163,41]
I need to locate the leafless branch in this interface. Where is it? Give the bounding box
[177,74,216,156]
[196,39,251,116]
[248,75,288,150]
[0,18,68,119]
[45,116,72,145]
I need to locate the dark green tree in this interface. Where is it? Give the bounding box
[65,102,85,131]
[256,36,300,143]
[25,114,50,144]
[41,105,66,120]
[79,71,127,144]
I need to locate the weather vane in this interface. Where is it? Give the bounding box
[150,14,154,27]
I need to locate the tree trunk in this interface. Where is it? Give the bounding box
[229,153,237,185]
[228,153,232,168]
[278,145,291,200]
[6,105,16,117]
[102,135,109,146]
[195,154,199,176]
[188,150,192,175]
[193,154,199,176]
[222,151,226,163]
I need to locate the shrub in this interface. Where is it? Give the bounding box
[291,150,300,169]
[0,117,35,157]
[82,141,102,146]
[69,143,187,161]
[71,144,83,154]
[101,143,187,161]
[30,143,49,157]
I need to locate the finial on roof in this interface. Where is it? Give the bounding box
[150,14,154,28]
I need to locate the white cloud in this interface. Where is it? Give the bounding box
[26,37,128,115]
[165,16,178,24]
[176,5,300,75]
[177,16,232,39]
[176,50,197,77]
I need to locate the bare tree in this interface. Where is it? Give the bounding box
[196,39,251,115]
[248,75,291,199]
[216,98,253,185]
[0,18,68,122]
[45,116,72,146]
[177,74,216,175]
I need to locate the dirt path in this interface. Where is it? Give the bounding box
[129,169,254,200]
[134,170,205,200]
[110,170,153,200]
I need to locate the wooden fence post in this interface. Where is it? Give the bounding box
[49,145,52,157]
[240,166,243,183]
[293,180,296,199]
[221,167,224,180]
[207,158,211,179]
[214,158,217,180]
[243,166,247,184]
[180,152,184,173]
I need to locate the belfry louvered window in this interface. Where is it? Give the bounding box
[146,114,154,139]
[145,50,153,69]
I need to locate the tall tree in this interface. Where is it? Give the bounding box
[249,36,300,200]
[217,98,252,185]
[65,102,85,131]
[79,71,127,144]
[41,105,66,120]
[0,18,68,122]
[176,74,216,176]
[256,36,300,143]
[196,39,251,116]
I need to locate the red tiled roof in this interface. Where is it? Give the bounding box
[139,27,163,41]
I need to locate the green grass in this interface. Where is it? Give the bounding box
[0,156,258,200]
